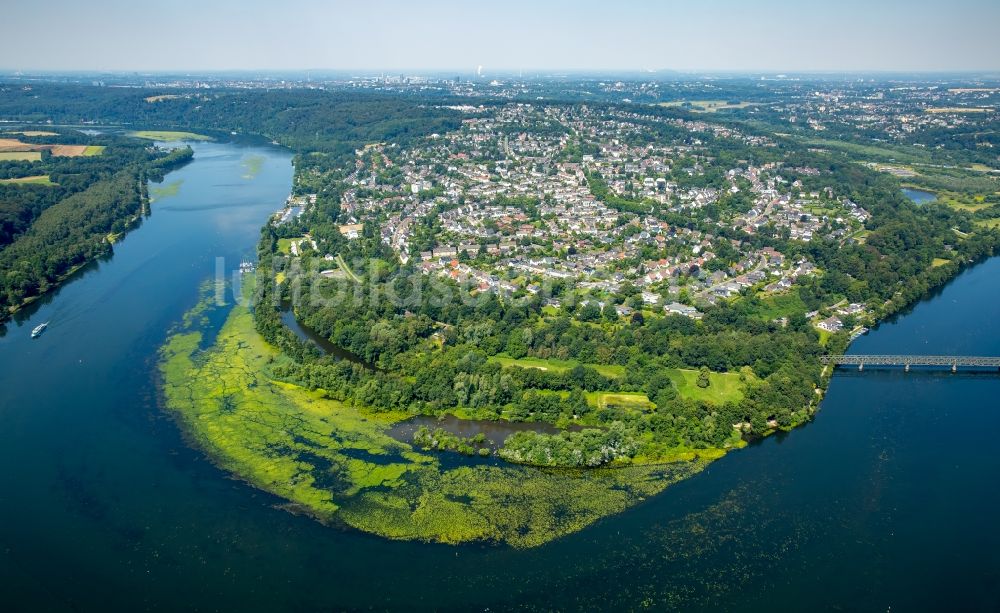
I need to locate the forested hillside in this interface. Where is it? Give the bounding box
[0,82,457,320]
[0,132,166,246]
[0,144,191,316]
[0,84,460,160]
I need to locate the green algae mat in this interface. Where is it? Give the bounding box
[159,295,713,547]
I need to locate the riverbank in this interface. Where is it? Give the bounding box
[160,238,997,547]
[159,281,715,546]
[3,133,1000,610]
[150,115,1000,546]
[157,225,998,547]
[1,145,193,323]
[3,183,148,321]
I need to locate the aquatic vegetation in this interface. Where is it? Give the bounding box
[129,130,211,142]
[242,155,265,179]
[413,426,491,456]
[149,179,183,201]
[159,289,717,547]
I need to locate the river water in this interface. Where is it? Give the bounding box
[1,140,998,611]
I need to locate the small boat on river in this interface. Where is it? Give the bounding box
[31,322,48,338]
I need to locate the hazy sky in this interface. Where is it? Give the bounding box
[4,0,1000,73]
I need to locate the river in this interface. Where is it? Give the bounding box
[1,139,998,611]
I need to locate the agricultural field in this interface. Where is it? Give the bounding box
[0,139,104,157]
[0,175,55,185]
[0,138,33,151]
[129,130,211,142]
[0,151,41,161]
[52,145,89,156]
[3,130,58,136]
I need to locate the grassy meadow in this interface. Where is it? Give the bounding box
[489,355,626,379]
[0,175,55,185]
[130,130,211,142]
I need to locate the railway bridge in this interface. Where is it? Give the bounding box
[821,355,1000,372]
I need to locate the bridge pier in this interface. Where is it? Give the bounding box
[822,355,1000,371]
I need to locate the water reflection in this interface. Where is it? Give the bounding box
[279,304,375,367]
[901,187,936,205]
[387,413,579,449]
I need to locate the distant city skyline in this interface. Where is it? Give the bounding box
[3,0,1000,73]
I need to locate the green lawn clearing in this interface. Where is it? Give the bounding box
[129,130,211,142]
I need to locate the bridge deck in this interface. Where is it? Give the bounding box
[821,355,1000,368]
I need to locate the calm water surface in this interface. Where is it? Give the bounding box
[387,413,569,449]
[1,140,999,611]
[902,187,937,204]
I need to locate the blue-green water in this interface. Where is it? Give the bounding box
[903,187,937,205]
[1,140,999,611]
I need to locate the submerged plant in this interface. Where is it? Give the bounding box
[159,291,720,547]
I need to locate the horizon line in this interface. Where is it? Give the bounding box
[2,68,1000,77]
